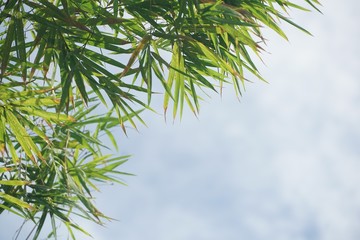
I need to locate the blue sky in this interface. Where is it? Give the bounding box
[1,1,360,239]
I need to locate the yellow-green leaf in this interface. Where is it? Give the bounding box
[0,180,30,186]
[5,109,42,162]
[0,192,34,210]
[17,107,75,122]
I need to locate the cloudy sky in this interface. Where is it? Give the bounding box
[2,1,360,240]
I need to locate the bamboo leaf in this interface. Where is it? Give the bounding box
[15,13,27,82]
[0,192,34,210]
[17,107,75,122]
[1,18,15,79]
[10,97,60,107]
[5,109,41,162]
[33,207,48,240]
[120,34,151,78]
[0,180,30,186]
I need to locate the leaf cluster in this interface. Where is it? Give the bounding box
[0,0,320,238]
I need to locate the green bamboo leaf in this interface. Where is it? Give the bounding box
[190,39,241,80]
[51,206,71,223]
[81,48,126,69]
[104,129,118,151]
[59,49,73,111]
[0,204,25,217]
[72,102,99,120]
[163,64,175,117]
[178,46,186,119]
[1,87,55,101]
[120,34,151,78]
[251,6,288,40]
[114,98,146,131]
[66,222,92,237]
[74,170,93,196]
[0,167,11,173]
[286,2,312,12]
[0,113,5,153]
[25,13,74,34]
[137,43,153,104]
[0,180,30,186]
[0,81,26,90]
[0,0,17,13]
[74,66,107,107]
[0,192,34,210]
[17,107,75,122]
[278,13,313,35]
[151,54,172,95]
[10,97,60,107]
[33,207,48,240]
[69,56,89,104]
[15,13,27,82]
[1,18,15,79]
[188,76,200,114]
[36,0,68,20]
[68,34,131,53]
[67,128,102,152]
[114,0,119,17]
[29,33,47,81]
[76,53,120,82]
[49,212,57,240]
[78,0,96,14]
[219,25,258,50]
[89,31,130,46]
[60,0,69,13]
[304,0,322,13]
[5,109,41,162]
[102,108,145,129]
[184,91,197,115]
[6,136,19,163]
[43,29,56,77]
[131,8,166,34]
[19,114,51,144]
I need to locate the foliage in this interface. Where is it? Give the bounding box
[0,0,320,239]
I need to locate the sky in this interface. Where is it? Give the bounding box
[1,1,360,240]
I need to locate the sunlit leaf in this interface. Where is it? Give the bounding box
[0,180,30,186]
[0,192,34,210]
